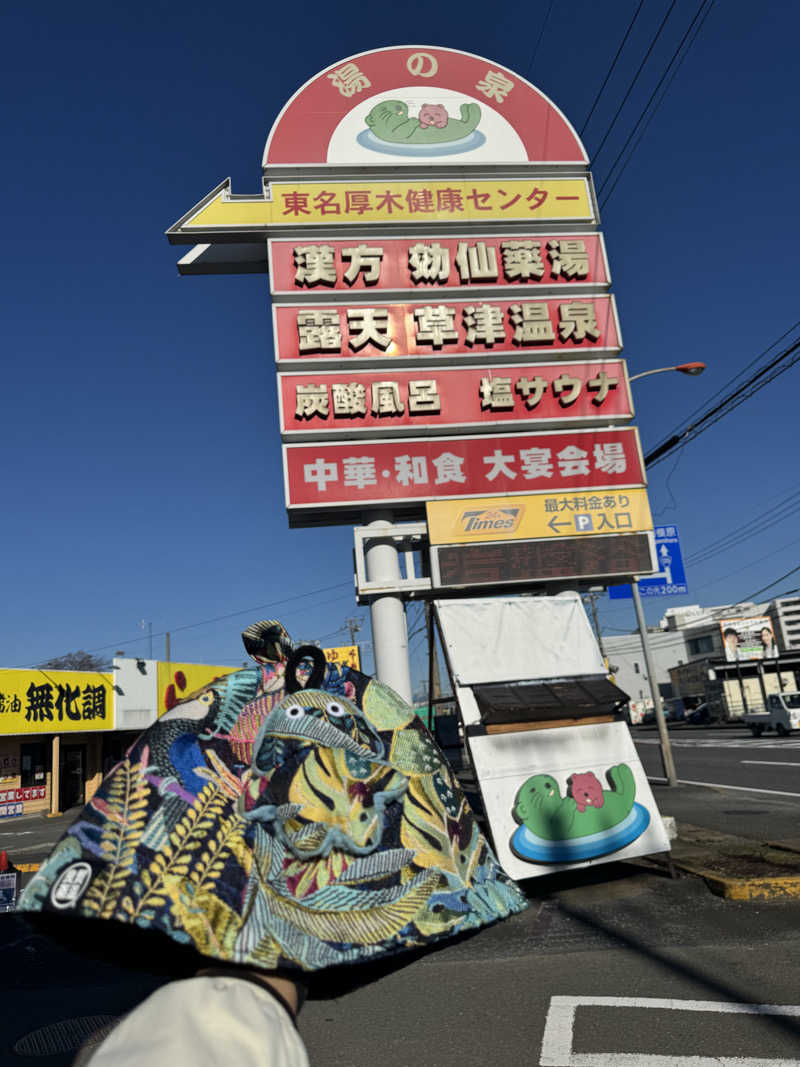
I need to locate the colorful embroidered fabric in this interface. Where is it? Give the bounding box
[19,622,526,972]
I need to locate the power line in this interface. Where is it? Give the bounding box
[599,0,714,207]
[690,533,800,594]
[580,0,647,136]
[590,0,677,166]
[645,336,800,467]
[646,318,800,453]
[597,0,713,199]
[523,0,555,79]
[742,564,800,604]
[685,489,800,565]
[20,581,355,669]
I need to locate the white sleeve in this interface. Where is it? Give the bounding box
[77,976,310,1067]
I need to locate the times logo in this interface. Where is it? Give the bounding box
[458,507,522,534]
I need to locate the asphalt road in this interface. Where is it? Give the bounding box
[3,734,800,1064]
[634,726,800,796]
[5,861,800,1066]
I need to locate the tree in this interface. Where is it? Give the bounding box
[38,650,109,671]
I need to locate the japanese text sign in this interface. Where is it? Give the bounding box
[609,525,688,599]
[322,646,362,671]
[0,669,114,735]
[0,786,46,803]
[272,179,592,225]
[718,616,778,662]
[279,360,632,439]
[263,46,588,167]
[269,234,609,294]
[274,295,620,366]
[177,179,594,236]
[426,489,653,545]
[283,427,645,520]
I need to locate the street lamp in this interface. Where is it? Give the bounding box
[629,361,706,383]
[627,361,706,787]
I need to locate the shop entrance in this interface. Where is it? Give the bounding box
[60,744,86,811]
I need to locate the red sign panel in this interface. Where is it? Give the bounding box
[274,295,620,366]
[284,427,644,516]
[279,360,631,438]
[264,46,587,166]
[268,235,609,295]
[0,786,45,803]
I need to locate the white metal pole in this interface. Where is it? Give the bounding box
[631,579,678,786]
[364,516,412,704]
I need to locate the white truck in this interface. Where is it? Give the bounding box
[743,692,800,737]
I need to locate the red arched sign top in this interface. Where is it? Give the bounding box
[264,46,588,168]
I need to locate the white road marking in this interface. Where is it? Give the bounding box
[647,776,800,798]
[636,737,800,749]
[0,831,33,837]
[741,760,800,767]
[540,995,800,1066]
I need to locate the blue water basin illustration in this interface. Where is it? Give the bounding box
[355,128,486,157]
[510,803,651,864]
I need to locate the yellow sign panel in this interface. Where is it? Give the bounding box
[157,662,238,717]
[323,645,361,671]
[157,649,360,717]
[426,490,653,545]
[0,669,114,736]
[183,178,593,230]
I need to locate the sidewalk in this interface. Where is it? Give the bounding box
[648,782,800,900]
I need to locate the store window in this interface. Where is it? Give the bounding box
[20,742,48,788]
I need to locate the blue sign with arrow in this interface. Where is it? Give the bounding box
[609,524,688,599]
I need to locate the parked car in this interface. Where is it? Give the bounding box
[687,702,714,725]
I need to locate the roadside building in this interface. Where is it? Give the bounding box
[607,599,800,723]
[768,595,800,652]
[604,629,689,707]
[0,645,360,822]
[0,657,238,821]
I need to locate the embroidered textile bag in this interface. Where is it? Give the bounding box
[19,622,526,972]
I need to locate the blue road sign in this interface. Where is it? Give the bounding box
[609,524,688,599]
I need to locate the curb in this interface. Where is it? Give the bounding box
[667,858,800,901]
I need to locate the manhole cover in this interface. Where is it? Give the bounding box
[13,1016,118,1056]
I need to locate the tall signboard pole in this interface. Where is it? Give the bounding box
[167,46,659,701]
[364,517,412,700]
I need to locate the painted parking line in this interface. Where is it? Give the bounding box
[741,760,800,767]
[646,776,800,798]
[540,995,800,1066]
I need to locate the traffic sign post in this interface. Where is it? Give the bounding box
[608,525,687,599]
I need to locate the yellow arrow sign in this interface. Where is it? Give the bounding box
[426,489,653,546]
[167,177,595,242]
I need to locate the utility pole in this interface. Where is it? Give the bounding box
[140,620,153,659]
[585,592,606,660]
[344,617,362,646]
[631,580,678,786]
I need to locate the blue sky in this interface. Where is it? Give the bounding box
[2,1,798,688]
